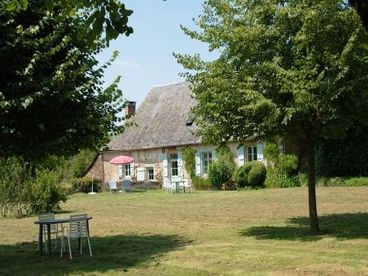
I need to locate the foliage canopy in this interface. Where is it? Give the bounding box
[0,1,124,159]
[3,0,133,46]
[176,0,368,232]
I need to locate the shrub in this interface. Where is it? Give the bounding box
[277,155,298,175]
[68,149,97,178]
[235,163,252,188]
[27,169,67,213]
[265,169,301,188]
[192,176,212,190]
[0,157,31,217]
[71,177,102,193]
[344,177,368,186]
[0,157,69,216]
[223,180,237,190]
[208,160,234,189]
[264,150,299,189]
[248,162,267,187]
[315,176,368,187]
[264,142,279,164]
[236,161,266,188]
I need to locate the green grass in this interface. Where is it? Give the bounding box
[1,187,368,275]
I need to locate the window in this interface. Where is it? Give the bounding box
[147,167,154,180]
[170,153,178,176]
[202,152,213,175]
[247,146,258,161]
[125,164,131,176]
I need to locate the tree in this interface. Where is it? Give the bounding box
[0,1,124,159]
[2,0,133,46]
[176,0,368,233]
[349,0,368,30]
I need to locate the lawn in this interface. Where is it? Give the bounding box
[0,187,367,275]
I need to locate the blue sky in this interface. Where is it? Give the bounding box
[97,0,215,106]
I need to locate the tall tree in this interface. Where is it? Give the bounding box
[0,1,124,159]
[176,0,368,233]
[349,0,368,30]
[2,0,133,46]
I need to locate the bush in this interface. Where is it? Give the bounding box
[68,149,97,178]
[277,155,298,175]
[235,163,252,188]
[223,180,237,190]
[316,176,368,187]
[71,177,102,193]
[344,177,368,186]
[182,146,196,178]
[208,160,234,189]
[27,169,67,213]
[192,176,212,190]
[0,157,31,217]
[248,162,267,187]
[265,169,301,188]
[236,161,266,188]
[264,151,299,189]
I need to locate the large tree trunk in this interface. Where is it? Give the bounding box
[306,139,320,233]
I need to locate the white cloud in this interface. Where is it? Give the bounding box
[115,60,140,69]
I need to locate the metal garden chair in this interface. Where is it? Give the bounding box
[61,214,92,260]
[37,213,65,253]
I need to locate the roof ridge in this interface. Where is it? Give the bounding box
[152,81,187,88]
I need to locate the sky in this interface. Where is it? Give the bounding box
[96,0,216,107]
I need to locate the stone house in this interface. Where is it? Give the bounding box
[86,82,264,185]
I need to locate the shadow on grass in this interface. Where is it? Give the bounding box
[0,234,190,275]
[240,212,368,241]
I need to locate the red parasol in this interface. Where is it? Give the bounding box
[110,155,134,165]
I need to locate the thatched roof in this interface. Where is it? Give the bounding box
[108,82,201,151]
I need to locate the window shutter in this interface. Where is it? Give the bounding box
[257,144,264,161]
[130,162,135,176]
[137,167,145,181]
[237,146,245,166]
[178,151,183,180]
[195,151,201,176]
[162,154,168,178]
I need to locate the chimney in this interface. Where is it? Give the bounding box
[124,101,136,119]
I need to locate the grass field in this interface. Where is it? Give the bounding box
[0,187,367,275]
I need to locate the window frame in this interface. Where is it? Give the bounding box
[125,164,131,176]
[147,167,154,180]
[170,153,178,176]
[246,145,258,161]
[201,151,213,176]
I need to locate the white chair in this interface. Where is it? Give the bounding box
[170,181,179,193]
[108,180,117,192]
[38,213,64,253]
[183,179,193,193]
[62,214,92,260]
[163,178,173,193]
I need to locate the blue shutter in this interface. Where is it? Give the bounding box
[178,151,183,180]
[195,151,201,176]
[237,145,245,166]
[162,154,168,178]
[130,162,135,177]
[257,143,264,161]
